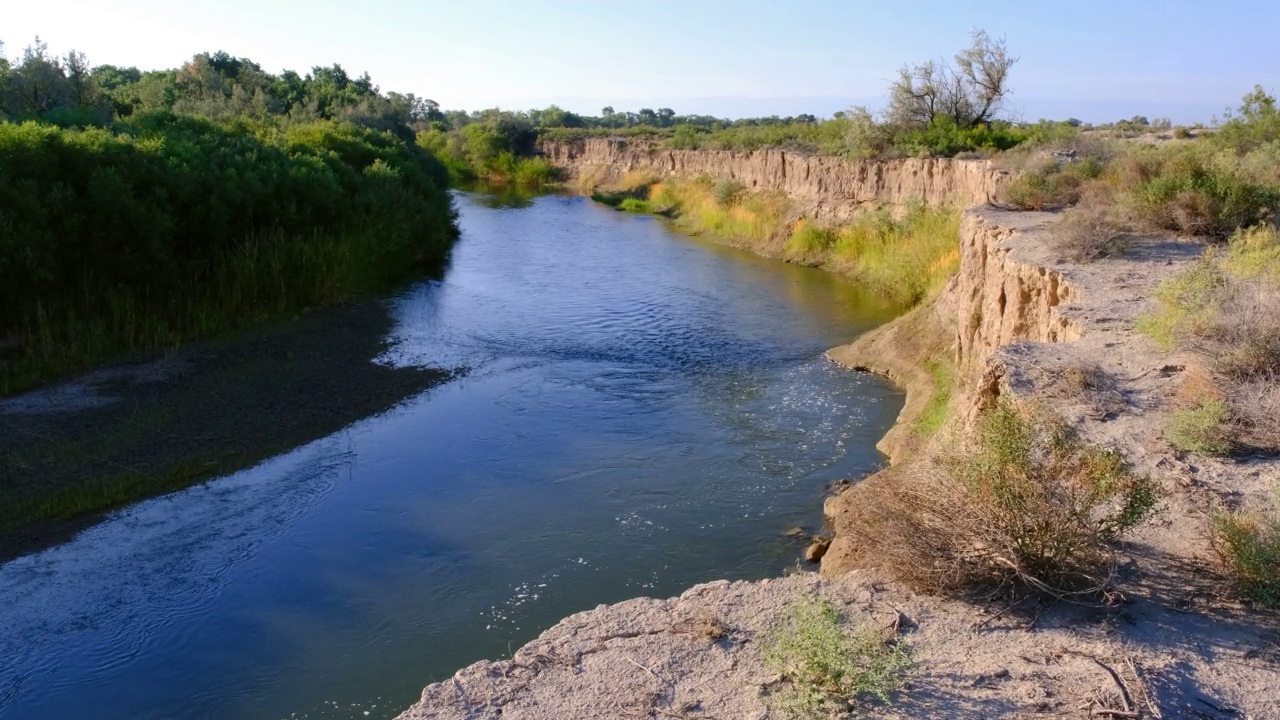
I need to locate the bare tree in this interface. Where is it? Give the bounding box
[887,30,1017,129]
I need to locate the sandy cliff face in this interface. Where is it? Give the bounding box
[824,208,1080,461]
[541,138,1011,221]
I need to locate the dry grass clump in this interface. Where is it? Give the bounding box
[762,595,911,718]
[1213,493,1280,606]
[672,612,730,641]
[836,401,1159,600]
[1139,229,1280,454]
[1053,204,1128,262]
[1057,361,1127,418]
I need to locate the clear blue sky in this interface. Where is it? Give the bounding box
[6,0,1277,123]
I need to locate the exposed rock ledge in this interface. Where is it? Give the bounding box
[540,138,1010,222]
[398,194,1280,718]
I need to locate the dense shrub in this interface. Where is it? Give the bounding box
[1002,157,1105,210]
[1213,497,1280,606]
[834,401,1159,599]
[1125,147,1279,237]
[1053,203,1127,261]
[0,114,457,393]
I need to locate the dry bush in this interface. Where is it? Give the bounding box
[1167,188,1222,236]
[836,402,1159,599]
[672,612,730,641]
[1191,279,1280,380]
[1058,361,1126,417]
[1053,204,1128,262]
[1228,376,1280,453]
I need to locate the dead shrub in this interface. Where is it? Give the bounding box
[672,612,730,641]
[1058,361,1126,418]
[1192,279,1280,380]
[1228,376,1280,453]
[1168,189,1222,236]
[836,401,1159,599]
[1054,204,1128,262]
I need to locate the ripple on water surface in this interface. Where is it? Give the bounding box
[0,191,902,720]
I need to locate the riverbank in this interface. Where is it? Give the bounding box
[398,151,1280,718]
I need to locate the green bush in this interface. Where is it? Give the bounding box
[0,114,457,394]
[762,596,911,717]
[1213,497,1280,606]
[1126,148,1279,237]
[616,197,652,213]
[1135,258,1228,349]
[713,178,745,207]
[1002,158,1104,210]
[835,401,1160,598]
[1165,400,1232,455]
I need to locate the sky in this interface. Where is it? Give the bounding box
[4,0,1278,124]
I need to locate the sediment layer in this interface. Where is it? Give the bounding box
[540,138,1009,222]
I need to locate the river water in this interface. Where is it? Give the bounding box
[0,189,902,720]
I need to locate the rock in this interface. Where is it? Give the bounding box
[783,526,807,539]
[540,138,1010,224]
[804,538,831,563]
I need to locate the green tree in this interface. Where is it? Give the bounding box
[8,38,72,115]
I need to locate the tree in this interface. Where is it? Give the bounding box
[886,29,1017,129]
[64,50,98,108]
[8,38,72,115]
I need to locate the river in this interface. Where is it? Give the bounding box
[0,188,902,720]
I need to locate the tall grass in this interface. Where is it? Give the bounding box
[0,115,458,396]
[2,224,437,396]
[825,206,961,305]
[614,179,959,306]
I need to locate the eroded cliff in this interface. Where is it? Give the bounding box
[541,138,1010,221]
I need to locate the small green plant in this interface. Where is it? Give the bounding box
[1166,399,1232,455]
[762,595,911,717]
[617,197,652,213]
[1135,258,1227,350]
[1213,495,1280,606]
[915,358,955,436]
